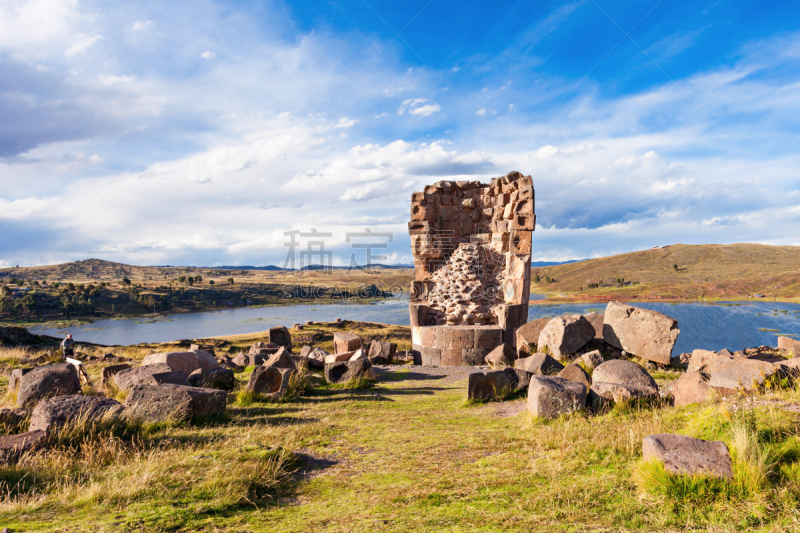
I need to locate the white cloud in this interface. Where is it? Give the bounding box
[476,108,486,116]
[409,104,440,117]
[201,50,216,60]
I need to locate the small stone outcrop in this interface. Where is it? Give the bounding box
[29,395,124,433]
[642,434,732,479]
[232,353,266,367]
[125,384,227,422]
[537,315,595,361]
[113,364,189,392]
[484,344,516,368]
[334,332,363,354]
[672,371,712,407]
[367,340,396,365]
[515,353,564,376]
[603,302,679,365]
[527,376,587,418]
[17,364,81,409]
[589,360,659,408]
[324,359,372,384]
[467,370,513,400]
[188,368,236,391]
[246,366,293,399]
[584,312,605,339]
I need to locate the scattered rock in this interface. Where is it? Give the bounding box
[248,341,279,356]
[142,351,201,376]
[558,364,592,389]
[349,348,368,362]
[642,433,732,479]
[367,340,396,365]
[125,384,227,423]
[515,353,564,376]
[537,315,595,361]
[305,347,328,370]
[232,352,265,367]
[580,350,604,372]
[527,376,587,418]
[188,368,236,391]
[593,360,658,390]
[687,349,777,393]
[333,332,363,354]
[269,326,293,351]
[324,359,372,384]
[246,366,293,399]
[603,302,680,365]
[194,350,223,372]
[325,352,355,364]
[100,364,131,388]
[484,344,516,368]
[589,382,660,409]
[17,364,81,409]
[29,395,124,433]
[672,371,713,407]
[467,370,514,401]
[113,364,189,393]
[0,430,47,464]
[584,312,605,339]
[262,346,297,371]
[515,318,551,356]
[778,336,800,357]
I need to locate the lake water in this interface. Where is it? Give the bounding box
[28,298,800,356]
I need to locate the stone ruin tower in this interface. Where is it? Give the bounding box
[409,171,534,366]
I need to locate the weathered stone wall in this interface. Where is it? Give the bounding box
[409,171,535,365]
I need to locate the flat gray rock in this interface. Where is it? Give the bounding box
[593,360,657,390]
[537,315,595,361]
[124,384,226,423]
[672,371,712,407]
[603,302,679,365]
[643,433,732,479]
[29,394,123,433]
[17,364,81,409]
[113,364,189,392]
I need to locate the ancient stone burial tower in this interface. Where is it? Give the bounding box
[409,171,534,366]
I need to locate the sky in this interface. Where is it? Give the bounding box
[1,0,800,268]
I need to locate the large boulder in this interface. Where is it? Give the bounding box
[672,371,713,407]
[642,434,732,479]
[333,332,363,354]
[484,344,516,368]
[558,364,591,390]
[516,318,552,357]
[515,353,564,376]
[324,359,372,384]
[537,315,595,361]
[304,347,328,370]
[262,346,297,371]
[468,370,512,401]
[113,364,190,393]
[778,336,800,357]
[193,350,222,372]
[603,302,679,365]
[141,351,200,376]
[0,431,47,464]
[17,364,81,409]
[188,368,236,391]
[593,360,658,390]
[246,366,293,399]
[527,376,587,418]
[687,350,777,393]
[125,384,227,422]
[100,364,131,388]
[368,340,396,365]
[269,326,293,350]
[29,395,124,433]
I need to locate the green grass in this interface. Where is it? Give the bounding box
[3,364,800,530]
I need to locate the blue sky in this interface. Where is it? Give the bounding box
[1,0,800,267]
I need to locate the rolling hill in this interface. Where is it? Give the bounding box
[531,243,800,301]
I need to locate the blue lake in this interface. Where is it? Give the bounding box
[28,298,800,356]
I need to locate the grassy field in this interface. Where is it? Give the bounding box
[1,329,800,531]
[533,243,800,302]
[0,258,413,326]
